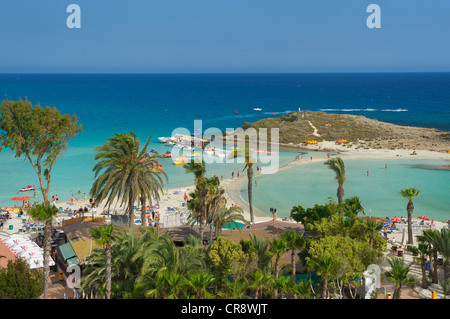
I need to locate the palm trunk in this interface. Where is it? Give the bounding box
[291,250,296,283]
[274,256,280,299]
[337,186,344,218]
[141,197,147,227]
[321,276,328,299]
[421,259,428,289]
[43,221,52,299]
[393,285,402,299]
[432,251,439,284]
[129,192,134,227]
[247,166,254,223]
[105,245,111,299]
[407,200,414,245]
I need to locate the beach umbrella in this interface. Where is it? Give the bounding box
[27,255,54,269]
[11,197,23,201]
[390,217,401,223]
[418,215,429,221]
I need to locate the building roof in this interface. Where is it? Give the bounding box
[0,240,18,268]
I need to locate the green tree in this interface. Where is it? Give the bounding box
[91,132,166,227]
[0,99,82,204]
[324,157,346,217]
[0,259,44,299]
[399,187,421,245]
[90,224,115,299]
[290,202,335,226]
[208,237,249,284]
[28,202,59,299]
[384,256,415,299]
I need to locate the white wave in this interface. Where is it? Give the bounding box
[320,108,407,112]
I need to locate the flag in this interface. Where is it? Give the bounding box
[72,289,77,299]
[90,291,94,299]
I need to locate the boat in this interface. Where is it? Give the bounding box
[163,151,172,158]
[250,148,277,155]
[253,108,262,111]
[172,157,186,165]
[158,137,170,143]
[20,186,35,192]
[151,163,165,171]
[150,148,159,154]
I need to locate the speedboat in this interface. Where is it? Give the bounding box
[253,108,262,111]
[163,151,172,158]
[20,185,35,192]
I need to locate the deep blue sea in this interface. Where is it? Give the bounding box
[1,73,449,220]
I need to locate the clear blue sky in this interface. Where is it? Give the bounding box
[0,0,449,73]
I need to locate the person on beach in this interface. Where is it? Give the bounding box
[232,171,234,178]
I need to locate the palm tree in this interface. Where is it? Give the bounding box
[324,157,346,217]
[28,202,59,299]
[420,229,440,284]
[384,256,415,299]
[415,242,430,289]
[184,272,216,299]
[290,279,315,299]
[399,187,421,245]
[273,276,293,299]
[213,206,247,238]
[343,196,364,219]
[229,146,257,223]
[268,237,288,281]
[250,234,272,274]
[268,237,288,299]
[249,269,273,299]
[307,255,334,299]
[361,219,384,249]
[90,224,114,299]
[427,228,450,281]
[91,132,166,227]
[184,159,206,184]
[280,230,304,283]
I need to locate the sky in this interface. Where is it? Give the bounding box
[0,0,449,73]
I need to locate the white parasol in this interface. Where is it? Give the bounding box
[27,255,55,269]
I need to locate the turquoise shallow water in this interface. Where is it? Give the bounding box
[0,145,304,207]
[241,158,450,222]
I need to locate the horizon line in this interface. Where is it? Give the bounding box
[1,71,450,75]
